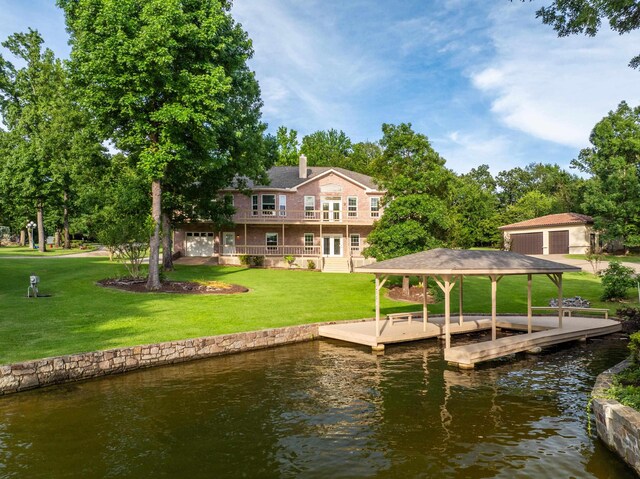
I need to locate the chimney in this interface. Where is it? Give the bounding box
[299,154,308,179]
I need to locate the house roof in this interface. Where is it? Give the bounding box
[242,166,380,191]
[356,248,580,276]
[499,213,593,231]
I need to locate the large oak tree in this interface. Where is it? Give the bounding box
[58,0,272,289]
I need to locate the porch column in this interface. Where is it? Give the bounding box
[244,224,247,251]
[458,276,464,326]
[422,275,428,332]
[282,223,285,255]
[527,274,532,334]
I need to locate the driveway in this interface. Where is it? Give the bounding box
[530,254,640,274]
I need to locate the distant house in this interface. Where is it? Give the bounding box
[174,155,383,272]
[499,213,595,255]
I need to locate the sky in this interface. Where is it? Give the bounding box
[0,0,638,175]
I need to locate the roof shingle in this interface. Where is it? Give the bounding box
[241,166,380,191]
[499,213,593,231]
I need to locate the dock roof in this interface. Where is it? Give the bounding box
[356,248,581,276]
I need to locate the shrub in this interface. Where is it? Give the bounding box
[600,260,635,301]
[238,254,250,266]
[630,332,640,364]
[284,255,296,268]
[307,259,316,270]
[250,255,264,267]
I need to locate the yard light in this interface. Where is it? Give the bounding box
[26,221,36,249]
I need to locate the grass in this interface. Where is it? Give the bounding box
[0,257,636,364]
[0,245,97,256]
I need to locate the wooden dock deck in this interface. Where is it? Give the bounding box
[318,315,621,368]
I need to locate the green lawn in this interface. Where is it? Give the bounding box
[0,257,634,364]
[0,245,97,256]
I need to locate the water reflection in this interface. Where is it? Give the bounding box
[0,336,635,478]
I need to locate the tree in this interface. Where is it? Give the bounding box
[573,101,640,247]
[343,141,382,175]
[364,123,454,260]
[59,0,273,289]
[0,29,73,252]
[502,190,558,224]
[450,174,501,248]
[300,129,352,167]
[531,0,640,69]
[275,126,299,166]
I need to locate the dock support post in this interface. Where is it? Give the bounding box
[558,274,563,328]
[491,275,497,341]
[444,276,451,349]
[458,276,464,326]
[527,274,532,334]
[422,275,428,332]
[375,275,381,337]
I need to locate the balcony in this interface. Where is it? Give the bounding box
[232,209,379,225]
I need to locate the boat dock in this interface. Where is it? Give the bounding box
[318,314,621,368]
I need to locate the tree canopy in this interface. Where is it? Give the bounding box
[573,101,640,247]
[58,0,274,288]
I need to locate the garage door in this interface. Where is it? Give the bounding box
[186,232,215,256]
[549,230,569,254]
[510,232,543,255]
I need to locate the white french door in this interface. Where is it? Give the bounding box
[222,232,236,255]
[322,235,343,257]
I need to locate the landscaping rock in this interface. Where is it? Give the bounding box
[549,296,591,308]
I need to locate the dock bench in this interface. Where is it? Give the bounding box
[386,311,423,325]
[531,306,609,319]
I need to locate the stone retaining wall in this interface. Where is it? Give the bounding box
[592,358,640,475]
[0,321,364,396]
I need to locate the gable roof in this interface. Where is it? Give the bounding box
[356,248,581,275]
[499,213,593,231]
[242,166,381,191]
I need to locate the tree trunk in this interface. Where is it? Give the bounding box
[19,229,26,247]
[162,210,173,271]
[54,230,61,247]
[402,276,410,296]
[146,179,162,290]
[36,200,46,252]
[63,191,70,249]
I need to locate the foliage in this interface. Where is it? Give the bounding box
[533,0,640,69]
[307,259,316,270]
[364,123,454,260]
[300,129,352,167]
[502,190,558,224]
[344,141,382,175]
[617,307,640,333]
[58,0,273,290]
[238,255,264,267]
[600,260,636,301]
[284,255,296,267]
[585,244,605,274]
[275,126,300,166]
[238,255,251,266]
[573,101,640,248]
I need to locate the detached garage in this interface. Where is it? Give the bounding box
[500,213,594,256]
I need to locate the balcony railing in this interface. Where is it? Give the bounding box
[232,209,379,224]
[222,245,364,257]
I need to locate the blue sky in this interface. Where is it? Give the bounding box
[1,0,639,175]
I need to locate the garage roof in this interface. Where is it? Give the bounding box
[499,213,593,231]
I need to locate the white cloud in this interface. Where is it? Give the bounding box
[470,3,640,149]
[435,130,515,174]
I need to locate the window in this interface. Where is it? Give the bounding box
[262,194,276,215]
[251,195,258,216]
[304,196,315,218]
[279,194,287,217]
[347,196,358,218]
[350,234,360,253]
[370,197,380,218]
[266,233,278,252]
[304,233,314,252]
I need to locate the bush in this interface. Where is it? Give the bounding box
[238,255,264,267]
[284,255,296,268]
[630,332,640,364]
[307,260,316,270]
[238,254,250,266]
[600,260,635,301]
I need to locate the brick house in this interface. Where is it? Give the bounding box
[174,155,384,272]
[500,212,595,255]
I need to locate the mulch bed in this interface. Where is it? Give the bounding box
[387,285,436,303]
[97,278,248,294]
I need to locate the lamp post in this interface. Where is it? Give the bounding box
[26,221,36,249]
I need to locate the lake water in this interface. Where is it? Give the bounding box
[0,334,634,478]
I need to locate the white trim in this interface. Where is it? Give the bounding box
[294,168,378,192]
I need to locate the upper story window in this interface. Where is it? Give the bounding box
[304,196,315,218]
[279,195,287,217]
[370,197,380,218]
[251,195,258,216]
[347,196,358,218]
[262,194,276,215]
